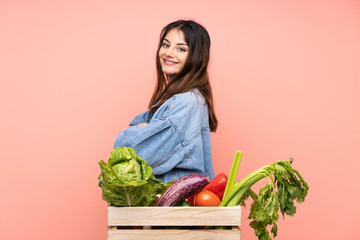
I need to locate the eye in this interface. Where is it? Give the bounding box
[178,48,187,52]
[162,43,169,48]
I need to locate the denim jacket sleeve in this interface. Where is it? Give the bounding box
[113,90,214,182]
[128,112,146,126]
[128,110,152,126]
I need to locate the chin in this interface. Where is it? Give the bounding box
[165,71,176,75]
[162,69,178,76]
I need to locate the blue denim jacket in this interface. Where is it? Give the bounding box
[113,89,215,183]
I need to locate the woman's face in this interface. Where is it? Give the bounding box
[158,29,189,76]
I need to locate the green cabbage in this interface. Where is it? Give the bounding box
[98,147,168,206]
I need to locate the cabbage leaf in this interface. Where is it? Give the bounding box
[98,147,168,206]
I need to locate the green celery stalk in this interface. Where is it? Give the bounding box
[220,163,278,206]
[219,154,309,239]
[222,151,243,203]
[222,173,265,207]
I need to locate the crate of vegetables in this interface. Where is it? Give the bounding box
[107,206,241,240]
[99,147,309,240]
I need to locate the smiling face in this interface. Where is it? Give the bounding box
[158,29,189,76]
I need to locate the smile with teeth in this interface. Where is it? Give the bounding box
[163,59,178,66]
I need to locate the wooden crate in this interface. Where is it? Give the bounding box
[108,206,241,240]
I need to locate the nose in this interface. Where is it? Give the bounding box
[165,47,174,58]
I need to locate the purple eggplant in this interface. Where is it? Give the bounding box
[157,174,210,206]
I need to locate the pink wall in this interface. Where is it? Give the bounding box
[1,0,359,239]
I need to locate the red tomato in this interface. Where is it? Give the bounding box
[187,172,228,205]
[194,190,221,207]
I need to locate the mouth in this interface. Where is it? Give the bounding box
[163,59,178,66]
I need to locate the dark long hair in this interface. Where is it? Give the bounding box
[148,20,218,132]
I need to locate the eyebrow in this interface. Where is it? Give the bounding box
[164,38,188,46]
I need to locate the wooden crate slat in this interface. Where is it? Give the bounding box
[108,206,241,226]
[108,229,241,240]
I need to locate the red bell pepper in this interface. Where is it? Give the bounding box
[187,172,228,205]
[203,172,227,200]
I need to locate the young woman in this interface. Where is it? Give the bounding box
[113,20,218,183]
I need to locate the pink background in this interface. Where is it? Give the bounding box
[1,0,359,239]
